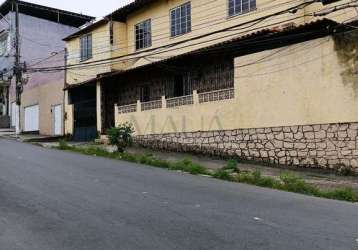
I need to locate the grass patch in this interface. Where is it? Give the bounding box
[58,139,71,150]
[54,144,358,203]
[222,159,238,171]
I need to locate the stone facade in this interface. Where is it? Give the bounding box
[134,122,358,174]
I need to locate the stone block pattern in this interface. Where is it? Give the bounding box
[134,123,358,173]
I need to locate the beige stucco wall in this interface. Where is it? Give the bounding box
[66,22,112,85]
[66,0,357,80]
[111,21,130,71]
[115,36,358,135]
[19,80,64,135]
[63,0,357,136]
[123,0,355,69]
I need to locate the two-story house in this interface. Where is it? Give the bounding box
[63,0,358,173]
[0,0,94,134]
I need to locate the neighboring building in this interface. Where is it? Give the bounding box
[0,0,94,134]
[63,0,358,173]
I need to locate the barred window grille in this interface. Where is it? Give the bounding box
[170,2,191,37]
[135,19,152,50]
[228,0,256,17]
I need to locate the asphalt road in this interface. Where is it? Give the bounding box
[0,139,357,250]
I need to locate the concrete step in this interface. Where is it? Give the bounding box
[0,128,15,132]
[0,128,16,137]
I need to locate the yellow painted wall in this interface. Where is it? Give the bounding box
[123,0,355,69]
[64,0,356,135]
[115,36,358,135]
[66,22,112,85]
[111,21,130,71]
[65,0,356,81]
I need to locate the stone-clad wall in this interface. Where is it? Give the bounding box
[134,122,358,174]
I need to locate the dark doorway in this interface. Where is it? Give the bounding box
[69,85,97,141]
[174,75,184,97]
[102,83,117,133]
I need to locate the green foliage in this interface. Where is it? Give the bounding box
[170,158,208,175]
[107,122,134,152]
[213,169,234,181]
[321,187,358,202]
[58,139,71,150]
[280,172,319,195]
[223,159,238,171]
[53,144,358,203]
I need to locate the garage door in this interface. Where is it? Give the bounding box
[24,105,39,132]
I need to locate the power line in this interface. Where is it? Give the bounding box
[51,0,358,67]
[30,22,328,72]
[28,1,318,72]
[64,0,306,60]
[28,3,358,75]
[32,0,355,66]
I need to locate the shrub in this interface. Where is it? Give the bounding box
[107,122,134,152]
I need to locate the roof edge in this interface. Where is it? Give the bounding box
[0,0,95,28]
[63,19,109,41]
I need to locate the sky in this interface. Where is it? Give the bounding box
[9,0,135,18]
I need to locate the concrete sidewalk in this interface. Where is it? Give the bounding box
[35,140,358,192]
[0,132,63,142]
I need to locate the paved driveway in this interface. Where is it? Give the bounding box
[0,139,357,250]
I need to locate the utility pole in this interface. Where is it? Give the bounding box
[14,0,22,135]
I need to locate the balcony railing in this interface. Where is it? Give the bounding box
[116,88,235,114]
[199,88,235,104]
[118,103,137,114]
[167,95,194,108]
[141,99,162,111]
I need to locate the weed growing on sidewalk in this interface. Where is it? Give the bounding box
[58,139,71,150]
[54,144,358,203]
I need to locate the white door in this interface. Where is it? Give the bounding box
[24,105,39,132]
[11,102,17,127]
[53,104,62,135]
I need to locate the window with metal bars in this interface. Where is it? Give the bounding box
[228,0,256,17]
[80,34,92,61]
[135,19,152,50]
[170,2,191,37]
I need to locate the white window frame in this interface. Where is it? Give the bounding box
[170,2,191,38]
[228,0,256,17]
[135,19,152,50]
[80,33,92,61]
